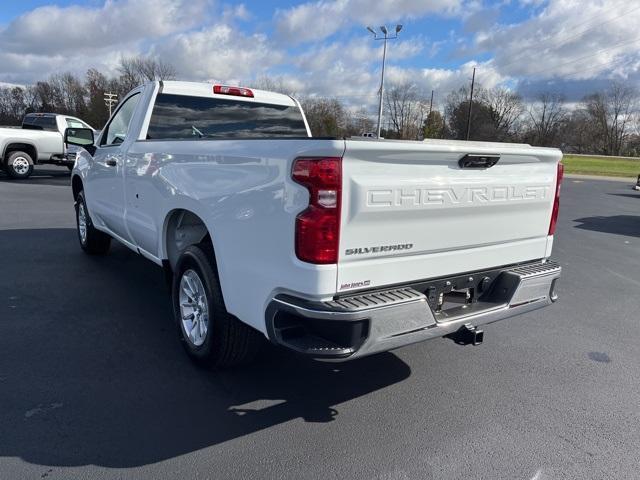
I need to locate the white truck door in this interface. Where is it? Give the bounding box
[86,93,142,240]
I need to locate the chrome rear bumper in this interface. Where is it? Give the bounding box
[265,260,561,360]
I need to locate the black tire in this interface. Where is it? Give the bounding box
[75,191,111,254]
[5,151,34,179]
[172,242,262,369]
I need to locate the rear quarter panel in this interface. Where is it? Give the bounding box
[124,139,346,333]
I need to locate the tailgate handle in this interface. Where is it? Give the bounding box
[459,154,500,169]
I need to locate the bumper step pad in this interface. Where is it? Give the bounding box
[323,287,424,312]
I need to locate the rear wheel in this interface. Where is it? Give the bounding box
[172,243,262,369]
[75,191,111,254]
[5,151,34,179]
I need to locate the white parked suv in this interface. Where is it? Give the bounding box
[0,113,93,179]
[67,81,563,368]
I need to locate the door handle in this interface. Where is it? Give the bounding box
[106,159,117,167]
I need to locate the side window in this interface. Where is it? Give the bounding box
[100,93,141,146]
[42,117,58,131]
[66,118,85,129]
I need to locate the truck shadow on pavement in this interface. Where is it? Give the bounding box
[573,215,640,238]
[0,228,412,469]
[0,168,71,186]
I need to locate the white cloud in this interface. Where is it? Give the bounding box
[0,47,136,85]
[222,3,252,22]
[153,25,283,82]
[476,0,640,85]
[0,0,210,55]
[386,60,505,98]
[295,36,424,73]
[0,0,212,84]
[3,0,635,108]
[275,0,463,43]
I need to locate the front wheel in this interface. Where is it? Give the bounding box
[172,243,262,369]
[5,151,34,179]
[75,191,111,254]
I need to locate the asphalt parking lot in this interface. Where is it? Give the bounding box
[1,166,639,480]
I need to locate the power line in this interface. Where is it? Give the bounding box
[560,55,638,81]
[496,3,640,72]
[522,35,640,79]
[542,0,629,35]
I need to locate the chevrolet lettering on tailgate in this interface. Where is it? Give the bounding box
[367,185,550,208]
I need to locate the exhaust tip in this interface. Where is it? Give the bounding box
[550,279,559,302]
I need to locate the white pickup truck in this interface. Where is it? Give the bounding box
[0,113,93,179]
[67,81,563,368]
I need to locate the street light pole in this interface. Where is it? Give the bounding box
[376,36,387,139]
[368,25,402,139]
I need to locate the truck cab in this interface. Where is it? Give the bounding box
[22,113,92,133]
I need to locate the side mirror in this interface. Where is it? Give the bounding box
[64,127,96,156]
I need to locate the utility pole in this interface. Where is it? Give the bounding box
[465,67,476,141]
[367,25,403,139]
[426,89,434,137]
[103,93,118,117]
[428,89,434,117]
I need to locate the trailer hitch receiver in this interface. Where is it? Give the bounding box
[449,323,484,346]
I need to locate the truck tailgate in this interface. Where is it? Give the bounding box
[337,139,562,292]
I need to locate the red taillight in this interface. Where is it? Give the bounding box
[292,157,342,264]
[548,162,564,235]
[213,85,254,98]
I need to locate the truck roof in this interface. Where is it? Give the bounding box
[159,81,297,107]
[24,113,58,117]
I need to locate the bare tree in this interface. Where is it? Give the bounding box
[384,82,426,139]
[346,107,375,136]
[85,68,110,127]
[56,73,87,116]
[526,92,566,147]
[582,82,637,155]
[480,87,524,141]
[117,55,176,93]
[251,76,298,96]
[0,87,28,124]
[300,97,347,137]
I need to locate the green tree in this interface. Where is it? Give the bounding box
[423,110,444,139]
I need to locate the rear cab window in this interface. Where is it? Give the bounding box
[146,93,308,140]
[22,115,57,131]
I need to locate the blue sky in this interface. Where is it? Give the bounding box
[0,0,638,110]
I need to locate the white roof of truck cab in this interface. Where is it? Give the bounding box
[159,81,297,107]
